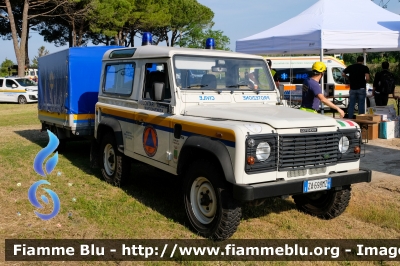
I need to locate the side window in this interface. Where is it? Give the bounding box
[103,62,135,95]
[332,67,346,84]
[0,79,3,87]
[6,80,17,88]
[142,63,170,102]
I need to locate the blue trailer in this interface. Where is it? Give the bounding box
[38,46,120,141]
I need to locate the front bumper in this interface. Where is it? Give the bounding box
[233,169,371,202]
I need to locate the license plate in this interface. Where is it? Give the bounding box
[303,178,331,193]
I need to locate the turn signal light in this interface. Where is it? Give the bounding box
[247,156,255,165]
[354,146,361,154]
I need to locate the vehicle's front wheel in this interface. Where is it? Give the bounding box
[101,133,130,186]
[293,187,351,219]
[183,159,241,240]
[18,95,27,104]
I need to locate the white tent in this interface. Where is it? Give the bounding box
[236,0,400,55]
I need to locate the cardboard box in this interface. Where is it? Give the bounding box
[361,123,379,140]
[356,114,381,122]
[377,114,388,121]
[379,120,400,139]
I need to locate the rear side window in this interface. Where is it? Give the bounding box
[103,62,135,96]
[0,79,3,87]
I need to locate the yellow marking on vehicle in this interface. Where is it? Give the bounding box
[0,90,27,93]
[99,106,236,142]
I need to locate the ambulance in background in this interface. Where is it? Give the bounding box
[25,68,38,82]
[266,56,349,108]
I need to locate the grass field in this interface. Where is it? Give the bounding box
[1,103,400,265]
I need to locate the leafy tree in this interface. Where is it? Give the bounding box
[178,25,230,50]
[31,46,49,68]
[0,58,14,76]
[0,0,63,76]
[88,0,135,46]
[148,0,214,47]
[37,0,94,47]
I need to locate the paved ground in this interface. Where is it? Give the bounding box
[360,137,400,184]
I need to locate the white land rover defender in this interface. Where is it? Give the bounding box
[92,36,371,240]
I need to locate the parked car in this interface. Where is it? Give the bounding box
[0,77,38,104]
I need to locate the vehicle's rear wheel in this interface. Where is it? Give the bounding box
[18,95,27,104]
[183,159,241,240]
[293,187,351,219]
[100,133,130,186]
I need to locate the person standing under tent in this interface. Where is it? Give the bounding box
[266,59,279,88]
[342,56,370,118]
[373,61,395,106]
[300,61,345,118]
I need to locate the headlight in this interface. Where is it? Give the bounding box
[25,88,33,92]
[338,136,350,153]
[256,142,271,161]
[354,131,361,139]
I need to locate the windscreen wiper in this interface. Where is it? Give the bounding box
[186,84,208,88]
[226,83,250,88]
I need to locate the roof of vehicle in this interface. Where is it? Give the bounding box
[264,56,346,67]
[102,45,264,61]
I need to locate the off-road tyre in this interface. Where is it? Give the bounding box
[293,187,351,219]
[100,133,130,187]
[18,95,27,104]
[183,159,241,240]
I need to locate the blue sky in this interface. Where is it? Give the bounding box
[1,0,399,64]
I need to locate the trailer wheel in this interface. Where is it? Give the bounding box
[18,95,27,104]
[293,187,351,219]
[100,133,130,187]
[183,159,241,240]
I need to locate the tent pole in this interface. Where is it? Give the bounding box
[363,48,366,64]
[363,48,367,114]
[320,47,324,114]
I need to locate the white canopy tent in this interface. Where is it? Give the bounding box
[236,0,400,59]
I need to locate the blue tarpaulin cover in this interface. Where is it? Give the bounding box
[38,46,121,114]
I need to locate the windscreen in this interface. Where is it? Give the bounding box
[174,55,274,91]
[15,78,37,86]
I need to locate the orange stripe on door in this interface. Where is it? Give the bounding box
[283,85,296,91]
[335,84,350,90]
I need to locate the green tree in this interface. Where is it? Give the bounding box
[88,0,135,46]
[0,58,14,76]
[31,46,49,68]
[153,0,214,47]
[0,0,63,76]
[178,25,230,50]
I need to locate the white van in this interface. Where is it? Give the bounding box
[0,77,38,104]
[267,56,349,108]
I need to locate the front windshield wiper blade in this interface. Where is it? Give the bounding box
[226,84,250,88]
[186,84,208,88]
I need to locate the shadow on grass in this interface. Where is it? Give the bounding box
[14,129,303,230]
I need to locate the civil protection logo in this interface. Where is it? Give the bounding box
[28,130,60,220]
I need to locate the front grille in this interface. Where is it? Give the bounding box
[278,133,339,171]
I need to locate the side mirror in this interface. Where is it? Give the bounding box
[153,82,165,101]
[12,84,18,88]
